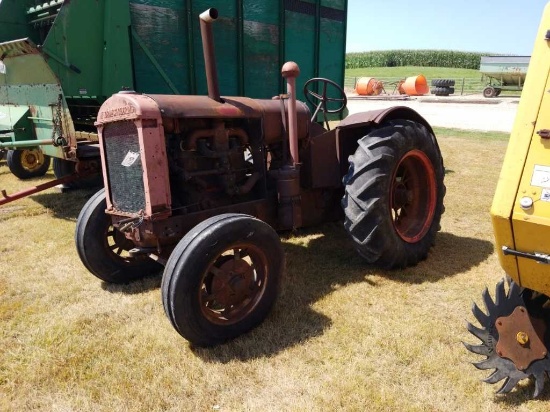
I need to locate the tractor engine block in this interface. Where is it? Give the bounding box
[166,120,259,212]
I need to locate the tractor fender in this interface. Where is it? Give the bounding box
[337,106,434,136]
[334,106,438,178]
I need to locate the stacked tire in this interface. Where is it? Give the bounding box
[431,79,455,96]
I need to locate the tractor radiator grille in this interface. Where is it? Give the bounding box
[103,121,145,214]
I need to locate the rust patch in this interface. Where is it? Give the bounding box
[496,306,548,371]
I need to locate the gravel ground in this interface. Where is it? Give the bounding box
[346,94,519,133]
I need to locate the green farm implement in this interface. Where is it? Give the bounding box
[480,55,530,98]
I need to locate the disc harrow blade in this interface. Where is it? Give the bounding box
[508,280,523,302]
[474,356,500,371]
[483,368,509,384]
[466,321,489,345]
[467,277,550,397]
[494,279,506,307]
[463,341,491,356]
[482,287,497,317]
[471,302,489,326]
[527,358,550,397]
[497,376,521,394]
[533,371,546,398]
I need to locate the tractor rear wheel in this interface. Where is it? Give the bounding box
[161,213,284,347]
[341,119,445,269]
[75,189,162,283]
[6,148,51,179]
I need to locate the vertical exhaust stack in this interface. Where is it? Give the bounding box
[274,61,302,230]
[281,61,300,165]
[199,8,222,102]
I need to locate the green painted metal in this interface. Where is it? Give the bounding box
[0,139,53,149]
[0,106,32,141]
[0,0,347,162]
[42,0,133,99]
[0,0,32,42]
[0,39,72,158]
[129,0,347,98]
[130,28,181,94]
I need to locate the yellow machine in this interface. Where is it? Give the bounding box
[466,2,550,397]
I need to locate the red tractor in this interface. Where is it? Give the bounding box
[75,8,445,346]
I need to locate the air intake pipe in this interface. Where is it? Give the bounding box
[199,8,222,102]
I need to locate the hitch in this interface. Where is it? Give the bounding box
[0,173,80,207]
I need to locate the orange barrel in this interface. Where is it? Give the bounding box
[355,77,383,96]
[400,74,429,96]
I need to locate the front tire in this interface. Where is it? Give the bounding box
[75,189,162,283]
[6,148,51,179]
[161,213,284,347]
[341,119,445,269]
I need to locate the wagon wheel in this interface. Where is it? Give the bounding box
[303,77,347,127]
[341,119,445,268]
[6,148,51,179]
[53,157,103,189]
[483,86,497,98]
[161,213,284,346]
[75,189,162,283]
[465,278,550,397]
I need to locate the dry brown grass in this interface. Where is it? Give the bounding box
[1,133,549,411]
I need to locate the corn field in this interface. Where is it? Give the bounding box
[346,50,489,70]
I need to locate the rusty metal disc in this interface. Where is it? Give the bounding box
[465,278,550,397]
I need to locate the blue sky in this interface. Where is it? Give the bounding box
[346,0,549,55]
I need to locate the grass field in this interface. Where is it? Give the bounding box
[1,129,549,411]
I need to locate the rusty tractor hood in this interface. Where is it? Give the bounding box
[96,92,312,143]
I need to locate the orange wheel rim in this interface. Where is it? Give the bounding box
[389,150,437,243]
[199,244,268,325]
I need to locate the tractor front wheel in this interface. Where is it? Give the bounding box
[161,213,284,347]
[341,119,445,268]
[75,189,162,283]
[6,148,51,179]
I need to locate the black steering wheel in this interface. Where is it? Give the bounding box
[303,78,347,127]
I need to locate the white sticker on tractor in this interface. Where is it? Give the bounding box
[531,165,550,187]
[542,189,550,202]
[121,151,139,167]
[0,61,5,74]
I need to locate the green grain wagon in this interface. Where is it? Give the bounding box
[479,55,530,98]
[0,0,347,182]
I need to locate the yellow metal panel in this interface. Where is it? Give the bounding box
[491,2,550,287]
